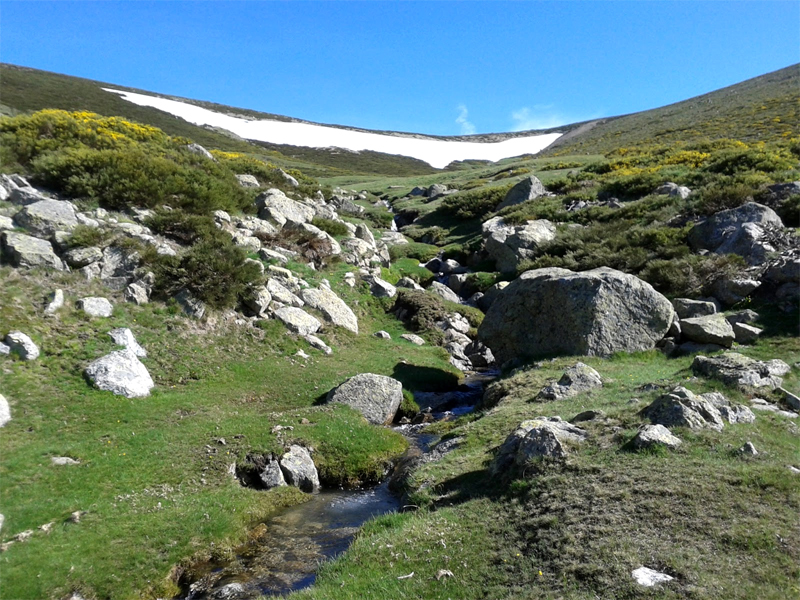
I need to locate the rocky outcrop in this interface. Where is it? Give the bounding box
[300,286,358,333]
[326,373,403,425]
[691,353,790,389]
[256,189,314,228]
[688,202,784,265]
[84,349,154,398]
[4,331,39,360]
[478,267,675,364]
[2,231,64,270]
[536,363,603,401]
[274,307,322,337]
[495,176,547,211]
[279,445,319,493]
[640,386,755,431]
[482,216,556,273]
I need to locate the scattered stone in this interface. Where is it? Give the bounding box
[631,424,682,450]
[279,445,319,492]
[212,583,246,599]
[374,330,392,339]
[51,456,80,466]
[537,362,603,401]
[365,274,397,298]
[274,307,321,337]
[76,297,114,318]
[400,333,425,346]
[711,276,761,307]
[13,199,79,236]
[479,267,675,365]
[732,322,762,345]
[13,530,33,543]
[69,510,85,523]
[780,387,800,411]
[304,334,332,355]
[396,277,424,291]
[1,231,64,270]
[655,181,691,199]
[632,566,674,587]
[301,286,358,334]
[124,282,150,305]
[428,281,460,304]
[691,353,789,389]
[44,289,64,316]
[186,143,215,160]
[4,331,40,360]
[257,188,314,227]
[570,409,606,423]
[243,285,272,317]
[0,215,14,231]
[749,397,798,418]
[464,340,495,368]
[738,441,758,456]
[235,174,260,188]
[482,216,557,273]
[640,386,755,431]
[175,289,206,319]
[294,349,310,360]
[64,246,103,268]
[725,309,760,326]
[671,297,717,319]
[266,278,304,307]
[108,328,147,358]
[0,394,10,428]
[496,175,547,211]
[84,349,155,398]
[326,373,403,425]
[680,314,735,347]
[99,246,140,281]
[0,342,9,356]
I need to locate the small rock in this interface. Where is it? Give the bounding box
[326,373,404,425]
[374,330,392,339]
[428,281,461,304]
[295,349,311,360]
[671,297,717,319]
[304,334,333,355]
[13,530,33,543]
[44,289,64,316]
[69,511,85,523]
[124,282,150,305]
[259,459,287,489]
[400,333,425,346]
[76,297,114,318]
[631,424,682,450]
[732,322,762,344]
[692,353,789,389]
[4,331,40,360]
[537,363,603,401]
[279,445,319,492]
[738,442,758,456]
[51,456,80,466]
[0,394,10,427]
[84,349,154,398]
[274,307,321,337]
[570,409,605,423]
[680,314,735,347]
[175,289,206,319]
[108,328,147,358]
[632,566,674,587]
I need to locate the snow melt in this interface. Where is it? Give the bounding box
[103,88,562,169]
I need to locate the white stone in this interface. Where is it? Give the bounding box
[77,297,114,318]
[4,331,39,360]
[84,349,154,398]
[108,328,147,357]
[632,567,674,587]
[0,394,10,427]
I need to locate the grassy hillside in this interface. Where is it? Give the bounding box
[543,64,799,156]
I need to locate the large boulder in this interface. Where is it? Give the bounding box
[640,386,755,431]
[256,189,314,228]
[428,281,461,304]
[536,363,603,401]
[279,445,319,493]
[84,349,154,398]
[326,373,403,425]
[495,176,547,211]
[13,200,78,236]
[478,267,675,364]
[300,286,358,334]
[274,307,321,336]
[482,216,556,273]
[691,353,790,390]
[2,231,64,270]
[687,202,784,265]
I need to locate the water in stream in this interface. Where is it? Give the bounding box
[177,373,494,599]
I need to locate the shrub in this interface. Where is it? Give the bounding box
[388,242,440,262]
[598,170,664,200]
[146,210,221,245]
[441,185,512,220]
[396,389,420,421]
[692,182,756,215]
[66,224,112,249]
[363,207,394,229]
[640,254,747,297]
[311,217,349,238]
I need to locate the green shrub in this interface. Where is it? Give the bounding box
[776,194,800,227]
[363,207,394,229]
[396,389,420,421]
[441,185,512,220]
[66,224,112,249]
[388,242,440,262]
[146,210,222,245]
[598,170,664,200]
[311,217,349,238]
[640,253,747,297]
[692,182,756,215]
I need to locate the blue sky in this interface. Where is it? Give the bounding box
[1,1,797,136]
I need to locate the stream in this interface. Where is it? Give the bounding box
[176,373,494,599]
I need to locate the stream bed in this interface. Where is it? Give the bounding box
[177,372,494,599]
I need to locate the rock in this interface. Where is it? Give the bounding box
[733,322,762,344]
[4,331,40,360]
[437,312,471,335]
[300,287,358,333]
[259,248,289,265]
[13,199,78,236]
[400,333,425,345]
[175,289,206,319]
[258,459,287,488]
[51,456,80,466]
[303,334,332,355]
[355,223,376,247]
[9,186,48,206]
[374,330,392,339]
[477,281,509,311]
[655,182,691,199]
[243,286,272,317]
[537,362,603,401]
[482,216,556,273]
[64,246,103,268]
[632,566,674,587]
[428,281,461,304]
[676,341,725,356]
[0,394,10,427]
[76,297,114,318]
[671,297,717,319]
[640,386,754,431]
[688,202,784,265]
[84,349,155,398]
[326,373,403,425]
[464,340,495,368]
[278,169,299,188]
[570,409,606,423]
[124,282,150,305]
[781,387,800,411]
[100,246,140,281]
[1,231,64,270]
[680,314,735,347]
[631,424,682,450]
[738,441,758,456]
[749,397,798,418]
[0,215,14,231]
[381,231,409,246]
[279,445,319,492]
[447,273,468,294]
[396,277,424,291]
[427,183,448,198]
[274,307,321,336]
[43,289,64,316]
[691,353,789,389]
[725,309,759,326]
[108,328,147,358]
[366,275,397,298]
[235,174,260,188]
[186,143,215,160]
[711,276,761,306]
[763,257,800,285]
[493,418,587,473]
[496,175,546,211]
[0,342,10,356]
[256,189,314,227]
[266,278,304,307]
[211,583,246,599]
[479,267,675,365]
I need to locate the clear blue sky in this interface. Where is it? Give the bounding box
[1,1,797,135]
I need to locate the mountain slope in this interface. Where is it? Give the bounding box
[544,63,799,156]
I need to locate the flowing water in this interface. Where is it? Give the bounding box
[177,372,494,599]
